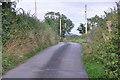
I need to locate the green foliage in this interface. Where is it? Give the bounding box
[66,34,106,78]
[2,2,59,73]
[67,26,119,78]
[2,2,58,45]
[67,2,120,78]
[44,11,74,37]
[83,56,105,78]
[2,2,16,44]
[77,23,90,35]
[77,23,85,34]
[81,20,119,78]
[82,2,119,78]
[87,15,104,27]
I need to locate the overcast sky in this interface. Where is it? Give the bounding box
[15,0,118,35]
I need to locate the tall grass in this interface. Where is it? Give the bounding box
[2,6,59,73]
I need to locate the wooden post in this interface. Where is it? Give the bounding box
[106,21,112,33]
[60,18,62,39]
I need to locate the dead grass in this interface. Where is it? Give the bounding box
[2,26,58,73]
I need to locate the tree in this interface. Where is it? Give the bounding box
[87,15,103,27]
[2,1,20,44]
[44,11,74,37]
[77,23,85,34]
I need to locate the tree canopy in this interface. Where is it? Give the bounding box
[77,23,85,34]
[44,11,74,37]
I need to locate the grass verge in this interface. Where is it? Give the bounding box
[66,34,106,78]
[2,45,49,74]
[82,56,105,78]
[67,27,119,78]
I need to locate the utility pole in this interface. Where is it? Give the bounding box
[35,0,37,17]
[85,4,87,34]
[65,23,66,28]
[60,17,62,39]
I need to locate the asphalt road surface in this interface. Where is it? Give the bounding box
[2,42,88,78]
